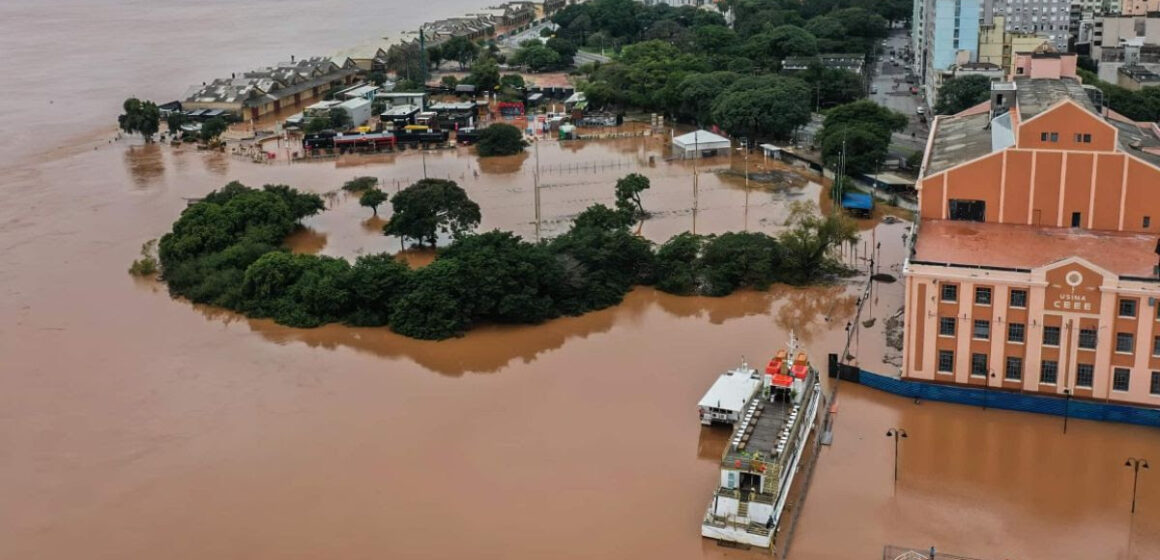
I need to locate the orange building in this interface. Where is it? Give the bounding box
[903,51,1160,407]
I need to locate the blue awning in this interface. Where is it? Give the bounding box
[841,192,873,211]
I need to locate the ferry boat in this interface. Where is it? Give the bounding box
[697,362,763,426]
[699,336,823,551]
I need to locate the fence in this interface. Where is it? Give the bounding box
[858,370,1160,428]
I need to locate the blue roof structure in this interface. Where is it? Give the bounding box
[841,192,873,211]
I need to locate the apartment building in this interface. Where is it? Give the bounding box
[987,0,1073,50]
[904,50,1160,408]
[914,0,983,102]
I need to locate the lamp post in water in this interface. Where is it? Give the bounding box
[1062,388,1072,434]
[1125,457,1149,515]
[885,428,907,491]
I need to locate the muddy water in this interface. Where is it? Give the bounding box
[3,3,1160,560]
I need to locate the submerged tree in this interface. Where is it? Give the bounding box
[118,98,160,142]
[359,188,388,216]
[476,123,527,157]
[382,179,482,247]
[200,117,228,144]
[614,173,650,221]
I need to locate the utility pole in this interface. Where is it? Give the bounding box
[534,139,541,242]
[419,28,428,111]
[692,131,700,235]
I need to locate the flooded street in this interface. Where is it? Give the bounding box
[3,3,1160,559]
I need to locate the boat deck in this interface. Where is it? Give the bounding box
[722,396,796,467]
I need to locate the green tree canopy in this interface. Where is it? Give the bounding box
[359,188,388,216]
[118,98,160,141]
[200,117,228,143]
[382,179,482,247]
[819,100,908,176]
[934,74,992,115]
[342,176,378,192]
[466,56,501,92]
[476,123,527,157]
[614,173,651,220]
[712,77,811,140]
[767,25,818,59]
[442,35,481,70]
[512,44,563,72]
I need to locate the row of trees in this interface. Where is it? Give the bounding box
[1078,68,1160,123]
[154,178,857,339]
[120,97,229,144]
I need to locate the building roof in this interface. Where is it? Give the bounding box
[925,76,1160,176]
[912,220,1160,278]
[841,192,873,210]
[1013,77,1096,118]
[924,111,993,177]
[697,367,762,413]
[673,130,731,147]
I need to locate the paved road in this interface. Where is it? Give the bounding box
[867,30,928,158]
[573,50,611,65]
[498,21,557,52]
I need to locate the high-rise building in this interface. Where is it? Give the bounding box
[914,0,983,102]
[988,0,1074,50]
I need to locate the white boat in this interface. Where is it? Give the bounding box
[697,362,763,426]
[700,335,822,551]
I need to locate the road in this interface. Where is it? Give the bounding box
[796,30,929,162]
[498,21,557,52]
[573,50,611,65]
[868,30,928,158]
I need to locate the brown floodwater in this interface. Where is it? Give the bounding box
[3,3,1160,560]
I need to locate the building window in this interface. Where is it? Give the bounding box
[1043,326,1061,346]
[975,287,992,305]
[1041,131,1048,141]
[1008,323,1026,343]
[1113,368,1131,391]
[973,320,991,340]
[1041,360,1059,384]
[1120,298,1137,318]
[1151,371,1160,395]
[1076,363,1095,388]
[1078,328,1097,350]
[1005,357,1023,381]
[941,283,958,302]
[938,350,954,373]
[1050,132,1059,142]
[1010,289,1028,308]
[1116,332,1135,354]
[939,317,956,336]
[971,353,988,376]
[1145,216,1151,228]
[1153,335,1160,356]
[1075,133,1092,143]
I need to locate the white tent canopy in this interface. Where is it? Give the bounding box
[672,130,731,158]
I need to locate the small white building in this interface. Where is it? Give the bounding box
[672,130,731,159]
[338,97,372,128]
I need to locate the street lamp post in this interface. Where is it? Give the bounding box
[886,428,908,491]
[982,371,996,410]
[1062,388,1072,434]
[1125,457,1150,515]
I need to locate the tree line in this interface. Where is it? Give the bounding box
[557,0,896,140]
[153,178,857,340]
